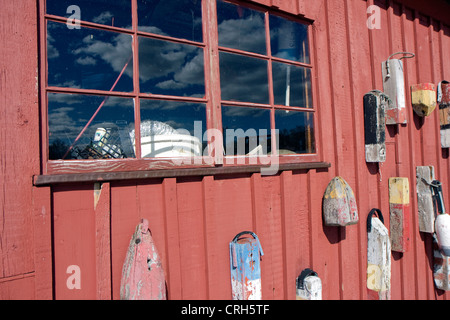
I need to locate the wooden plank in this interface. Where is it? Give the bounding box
[401,6,426,300]
[94,182,111,300]
[205,174,254,299]
[53,185,97,300]
[309,0,341,300]
[32,186,53,300]
[162,178,182,299]
[280,170,296,300]
[0,0,40,281]
[0,274,36,300]
[176,177,208,299]
[413,10,438,300]
[253,174,284,299]
[34,162,331,186]
[326,0,363,299]
[290,170,312,297]
[110,183,139,300]
[347,0,380,299]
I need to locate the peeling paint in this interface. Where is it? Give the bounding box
[120,219,166,300]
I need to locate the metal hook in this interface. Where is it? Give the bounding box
[385,52,415,78]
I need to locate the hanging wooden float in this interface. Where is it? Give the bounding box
[438,81,450,148]
[367,209,391,300]
[411,83,437,117]
[389,177,410,252]
[433,234,450,291]
[416,166,436,233]
[229,231,264,300]
[323,177,359,227]
[296,268,322,300]
[120,219,166,300]
[382,58,407,124]
[364,90,387,163]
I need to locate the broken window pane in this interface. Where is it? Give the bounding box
[48,93,136,160]
[275,110,315,154]
[138,99,207,158]
[47,21,133,92]
[217,0,266,55]
[272,62,312,108]
[138,0,203,42]
[269,15,310,64]
[222,106,272,156]
[46,0,132,29]
[219,52,269,104]
[138,37,205,97]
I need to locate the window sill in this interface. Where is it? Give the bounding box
[33,161,331,186]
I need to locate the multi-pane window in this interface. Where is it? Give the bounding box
[42,0,316,172]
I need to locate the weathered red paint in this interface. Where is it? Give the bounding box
[120,219,166,300]
[2,0,450,301]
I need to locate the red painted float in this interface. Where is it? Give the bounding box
[120,219,166,300]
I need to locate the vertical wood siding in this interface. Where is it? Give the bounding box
[1,0,450,300]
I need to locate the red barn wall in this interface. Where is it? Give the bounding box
[1,0,450,300]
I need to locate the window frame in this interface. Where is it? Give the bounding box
[39,0,322,176]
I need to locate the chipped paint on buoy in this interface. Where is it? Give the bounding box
[367,209,391,300]
[382,59,407,124]
[439,81,450,148]
[364,90,387,162]
[389,177,410,252]
[230,231,264,300]
[323,177,358,227]
[411,83,437,117]
[416,166,436,233]
[120,219,166,300]
[433,234,450,291]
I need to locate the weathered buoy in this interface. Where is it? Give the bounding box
[430,180,450,256]
[364,90,387,163]
[411,83,437,117]
[433,234,450,291]
[389,177,410,252]
[416,166,436,233]
[296,268,322,300]
[438,81,450,148]
[120,219,166,300]
[323,177,359,227]
[367,209,391,300]
[382,56,407,124]
[229,231,264,300]
[436,213,450,257]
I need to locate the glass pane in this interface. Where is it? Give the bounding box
[217,0,266,55]
[269,15,310,64]
[138,0,203,42]
[272,62,313,108]
[275,110,315,154]
[139,37,205,97]
[222,106,271,156]
[46,0,132,29]
[138,100,207,157]
[219,52,269,104]
[47,21,133,92]
[48,93,135,160]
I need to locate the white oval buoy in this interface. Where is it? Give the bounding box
[436,213,450,256]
